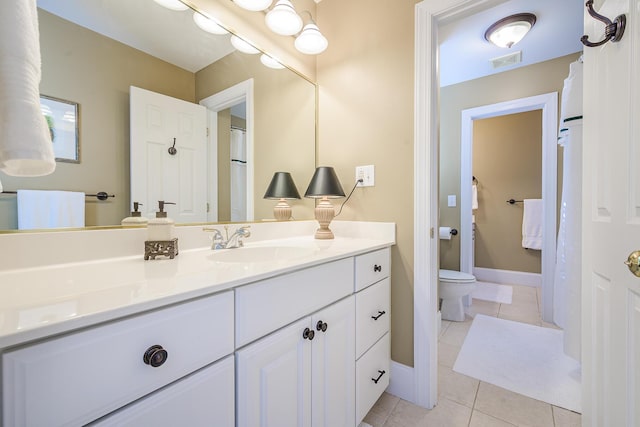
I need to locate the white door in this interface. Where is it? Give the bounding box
[236,317,313,427]
[130,86,207,223]
[311,296,356,427]
[582,0,640,425]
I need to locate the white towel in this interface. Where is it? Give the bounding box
[0,0,56,177]
[471,184,479,210]
[522,199,543,250]
[17,190,85,230]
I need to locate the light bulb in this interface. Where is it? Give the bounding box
[260,54,285,69]
[233,0,273,11]
[193,12,228,35]
[153,0,189,11]
[230,35,260,54]
[265,0,302,36]
[294,23,328,54]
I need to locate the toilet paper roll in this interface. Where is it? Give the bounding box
[439,227,452,240]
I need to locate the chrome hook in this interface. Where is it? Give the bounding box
[581,0,626,48]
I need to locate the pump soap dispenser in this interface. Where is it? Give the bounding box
[144,201,179,260]
[121,202,148,226]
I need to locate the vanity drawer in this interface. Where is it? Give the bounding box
[355,333,391,425]
[355,248,390,292]
[235,258,352,347]
[90,356,235,427]
[355,278,390,359]
[2,291,234,427]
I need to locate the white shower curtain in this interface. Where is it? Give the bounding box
[554,58,583,362]
[230,128,246,221]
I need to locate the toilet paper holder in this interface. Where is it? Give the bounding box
[450,228,458,236]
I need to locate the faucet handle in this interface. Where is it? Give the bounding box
[203,227,224,249]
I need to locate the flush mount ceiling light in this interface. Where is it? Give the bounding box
[265,0,303,36]
[484,13,536,48]
[260,54,285,69]
[233,0,273,11]
[193,12,229,35]
[152,0,189,11]
[230,35,260,54]
[295,14,328,55]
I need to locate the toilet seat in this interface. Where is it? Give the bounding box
[439,269,476,283]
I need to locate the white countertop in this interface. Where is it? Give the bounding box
[0,235,393,349]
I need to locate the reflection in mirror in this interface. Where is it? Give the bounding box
[0,0,316,231]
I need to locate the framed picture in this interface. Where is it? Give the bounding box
[40,95,79,163]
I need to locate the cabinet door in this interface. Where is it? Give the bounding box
[236,317,313,427]
[90,356,234,427]
[311,296,356,427]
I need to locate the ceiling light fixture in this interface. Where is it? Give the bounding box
[230,35,260,54]
[233,0,273,12]
[484,13,536,48]
[152,0,189,11]
[294,13,328,55]
[265,0,303,36]
[193,12,229,35]
[260,54,285,69]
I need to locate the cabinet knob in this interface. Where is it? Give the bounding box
[373,264,382,273]
[143,345,168,367]
[316,320,328,332]
[303,327,315,341]
[371,310,386,321]
[371,370,386,384]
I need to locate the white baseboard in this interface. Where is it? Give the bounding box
[473,267,541,287]
[386,360,415,402]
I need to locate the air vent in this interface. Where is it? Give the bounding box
[489,51,522,69]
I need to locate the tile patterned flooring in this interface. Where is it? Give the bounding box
[363,284,582,427]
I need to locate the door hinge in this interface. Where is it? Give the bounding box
[430,227,434,238]
[207,202,210,213]
[206,127,210,137]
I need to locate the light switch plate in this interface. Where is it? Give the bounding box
[448,195,456,207]
[355,165,375,187]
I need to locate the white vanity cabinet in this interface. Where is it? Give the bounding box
[236,296,356,427]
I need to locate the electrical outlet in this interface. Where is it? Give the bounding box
[355,165,375,187]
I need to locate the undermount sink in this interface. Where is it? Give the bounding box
[207,246,317,263]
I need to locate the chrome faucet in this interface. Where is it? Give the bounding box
[203,225,251,250]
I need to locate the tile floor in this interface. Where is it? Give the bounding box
[363,284,582,427]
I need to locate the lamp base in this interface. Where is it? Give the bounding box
[314,198,335,239]
[273,200,292,221]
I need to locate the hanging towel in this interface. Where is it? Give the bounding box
[0,0,56,177]
[522,199,543,250]
[558,59,584,146]
[471,184,479,210]
[17,190,85,230]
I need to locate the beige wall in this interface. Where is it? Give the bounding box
[473,111,542,273]
[317,0,418,366]
[0,10,195,229]
[439,53,581,271]
[196,52,316,222]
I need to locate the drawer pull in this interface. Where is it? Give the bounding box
[316,320,328,333]
[143,345,168,368]
[373,264,382,273]
[371,310,386,321]
[303,327,315,341]
[371,370,386,384]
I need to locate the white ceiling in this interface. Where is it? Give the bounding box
[439,0,585,87]
[37,0,585,83]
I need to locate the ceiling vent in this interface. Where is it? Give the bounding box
[489,51,522,69]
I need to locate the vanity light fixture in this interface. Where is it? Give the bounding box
[260,54,285,69]
[294,12,328,55]
[230,35,261,54]
[264,172,301,220]
[304,166,345,239]
[193,12,229,35]
[265,0,303,36]
[233,0,273,12]
[152,0,189,11]
[484,13,536,48]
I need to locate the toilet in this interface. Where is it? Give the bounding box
[439,269,477,322]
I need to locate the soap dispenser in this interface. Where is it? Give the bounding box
[121,202,148,226]
[147,201,176,241]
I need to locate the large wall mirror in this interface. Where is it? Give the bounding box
[0,0,316,231]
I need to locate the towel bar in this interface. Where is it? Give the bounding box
[1,191,114,200]
[506,199,523,204]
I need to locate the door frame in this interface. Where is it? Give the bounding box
[200,78,255,222]
[460,93,558,323]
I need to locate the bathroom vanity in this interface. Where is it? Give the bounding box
[0,221,394,426]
